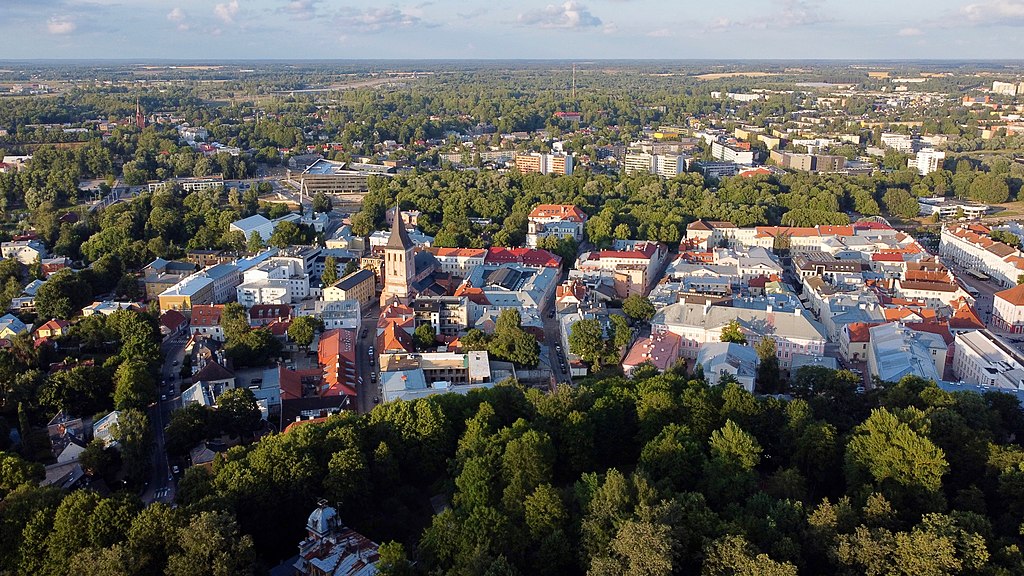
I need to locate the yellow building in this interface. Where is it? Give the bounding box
[323,269,376,308]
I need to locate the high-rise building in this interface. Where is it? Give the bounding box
[992,81,1019,97]
[909,148,946,175]
[514,152,574,175]
[624,152,690,178]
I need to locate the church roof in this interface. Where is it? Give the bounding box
[386,205,414,251]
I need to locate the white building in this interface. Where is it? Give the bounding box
[909,148,946,175]
[711,141,755,164]
[881,132,916,153]
[1,239,47,265]
[953,330,1024,391]
[940,225,1024,288]
[867,322,947,383]
[526,204,588,248]
[235,259,309,307]
[652,302,827,370]
[429,248,487,278]
[623,152,691,178]
[696,342,760,392]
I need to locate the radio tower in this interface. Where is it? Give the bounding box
[571,63,577,102]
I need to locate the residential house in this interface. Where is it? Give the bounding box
[0,314,29,339]
[323,269,376,308]
[1,239,46,265]
[190,304,225,341]
[622,331,683,377]
[953,330,1024,391]
[526,204,587,248]
[696,342,760,392]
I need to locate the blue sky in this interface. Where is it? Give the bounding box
[2,0,1024,60]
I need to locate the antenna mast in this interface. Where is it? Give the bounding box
[572,63,577,102]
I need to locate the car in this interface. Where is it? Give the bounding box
[548,309,556,319]
[161,394,167,401]
[172,465,180,475]
[373,397,381,404]
[172,360,179,366]
[370,373,377,383]
[855,386,866,394]
[361,329,368,338]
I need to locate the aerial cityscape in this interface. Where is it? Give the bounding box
[4,5,1024,575]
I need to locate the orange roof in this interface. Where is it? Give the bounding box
[846,322,880,343]
[378,322,415,354]
[528,204,587,222]
[949,297,986,330]
[996,284,1024,307]
[431,247,487,258]
[817,225,855,236]
[190,304,225,327]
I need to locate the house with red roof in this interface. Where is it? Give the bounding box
[993,284,1024,334]
[318,328,358,397]
[526,204,587,248]
[189,304,225,341]
[622,331,683,377]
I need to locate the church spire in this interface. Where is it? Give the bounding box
[386,203,413,251]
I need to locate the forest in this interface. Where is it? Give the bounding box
[4,365,1024,574]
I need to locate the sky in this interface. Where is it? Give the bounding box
[1,0,1024,60]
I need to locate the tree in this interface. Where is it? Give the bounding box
[321,255,339,287]
[755,337,781,393]
[166,511,256,576]
[720,320,747,344]
[569,319,608,368]
[343,259,359,277]
[611,314,632,350]
[268,220,304,248]
[488,309,540,367]
[113,359,156,411]
[219,302,250,341]
[112,408,152,489]
[312,191,332,214]
[846,407,948,494]
[246,231,264,253]
[967,172,1010,204]
[165,403,214,457]
[287,316,318,348]
[415,322,437,351]
[215,387,262,438]
[622,295,656,322]
[991,229,1021,249]
[702,535,798,576]
[34,269,91,320]
[882,188,920,220]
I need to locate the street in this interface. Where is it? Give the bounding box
[355,301,382,414]
[141,334,187,505]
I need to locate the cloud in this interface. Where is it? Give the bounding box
[961,0,1024,25]
[518,1,602,29]
[214,0,239,24]
[647,28,672,38]
[898,27,923,36]
[279,0,321,21]
[167,7,190,31]
[46,16,76,35]
[335,7,425,31]
[705,0,831,32]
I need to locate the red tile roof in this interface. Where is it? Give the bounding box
[190,305,225,327]
[527,204,587,222]
[996,284,1024,307]
[485,247,562,268]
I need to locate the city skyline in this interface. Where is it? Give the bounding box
[2,0,1024,60]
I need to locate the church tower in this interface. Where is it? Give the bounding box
[135,97,146,129]
[380,206,415,306]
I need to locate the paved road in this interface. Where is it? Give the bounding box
[941,258,1000,325]
[141,334,187,505]
[355,302,381,413]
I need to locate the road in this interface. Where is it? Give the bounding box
[141,333,187,505]
[941,258,1000,325]
[355,301,381,413]
[542,310,571,386]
